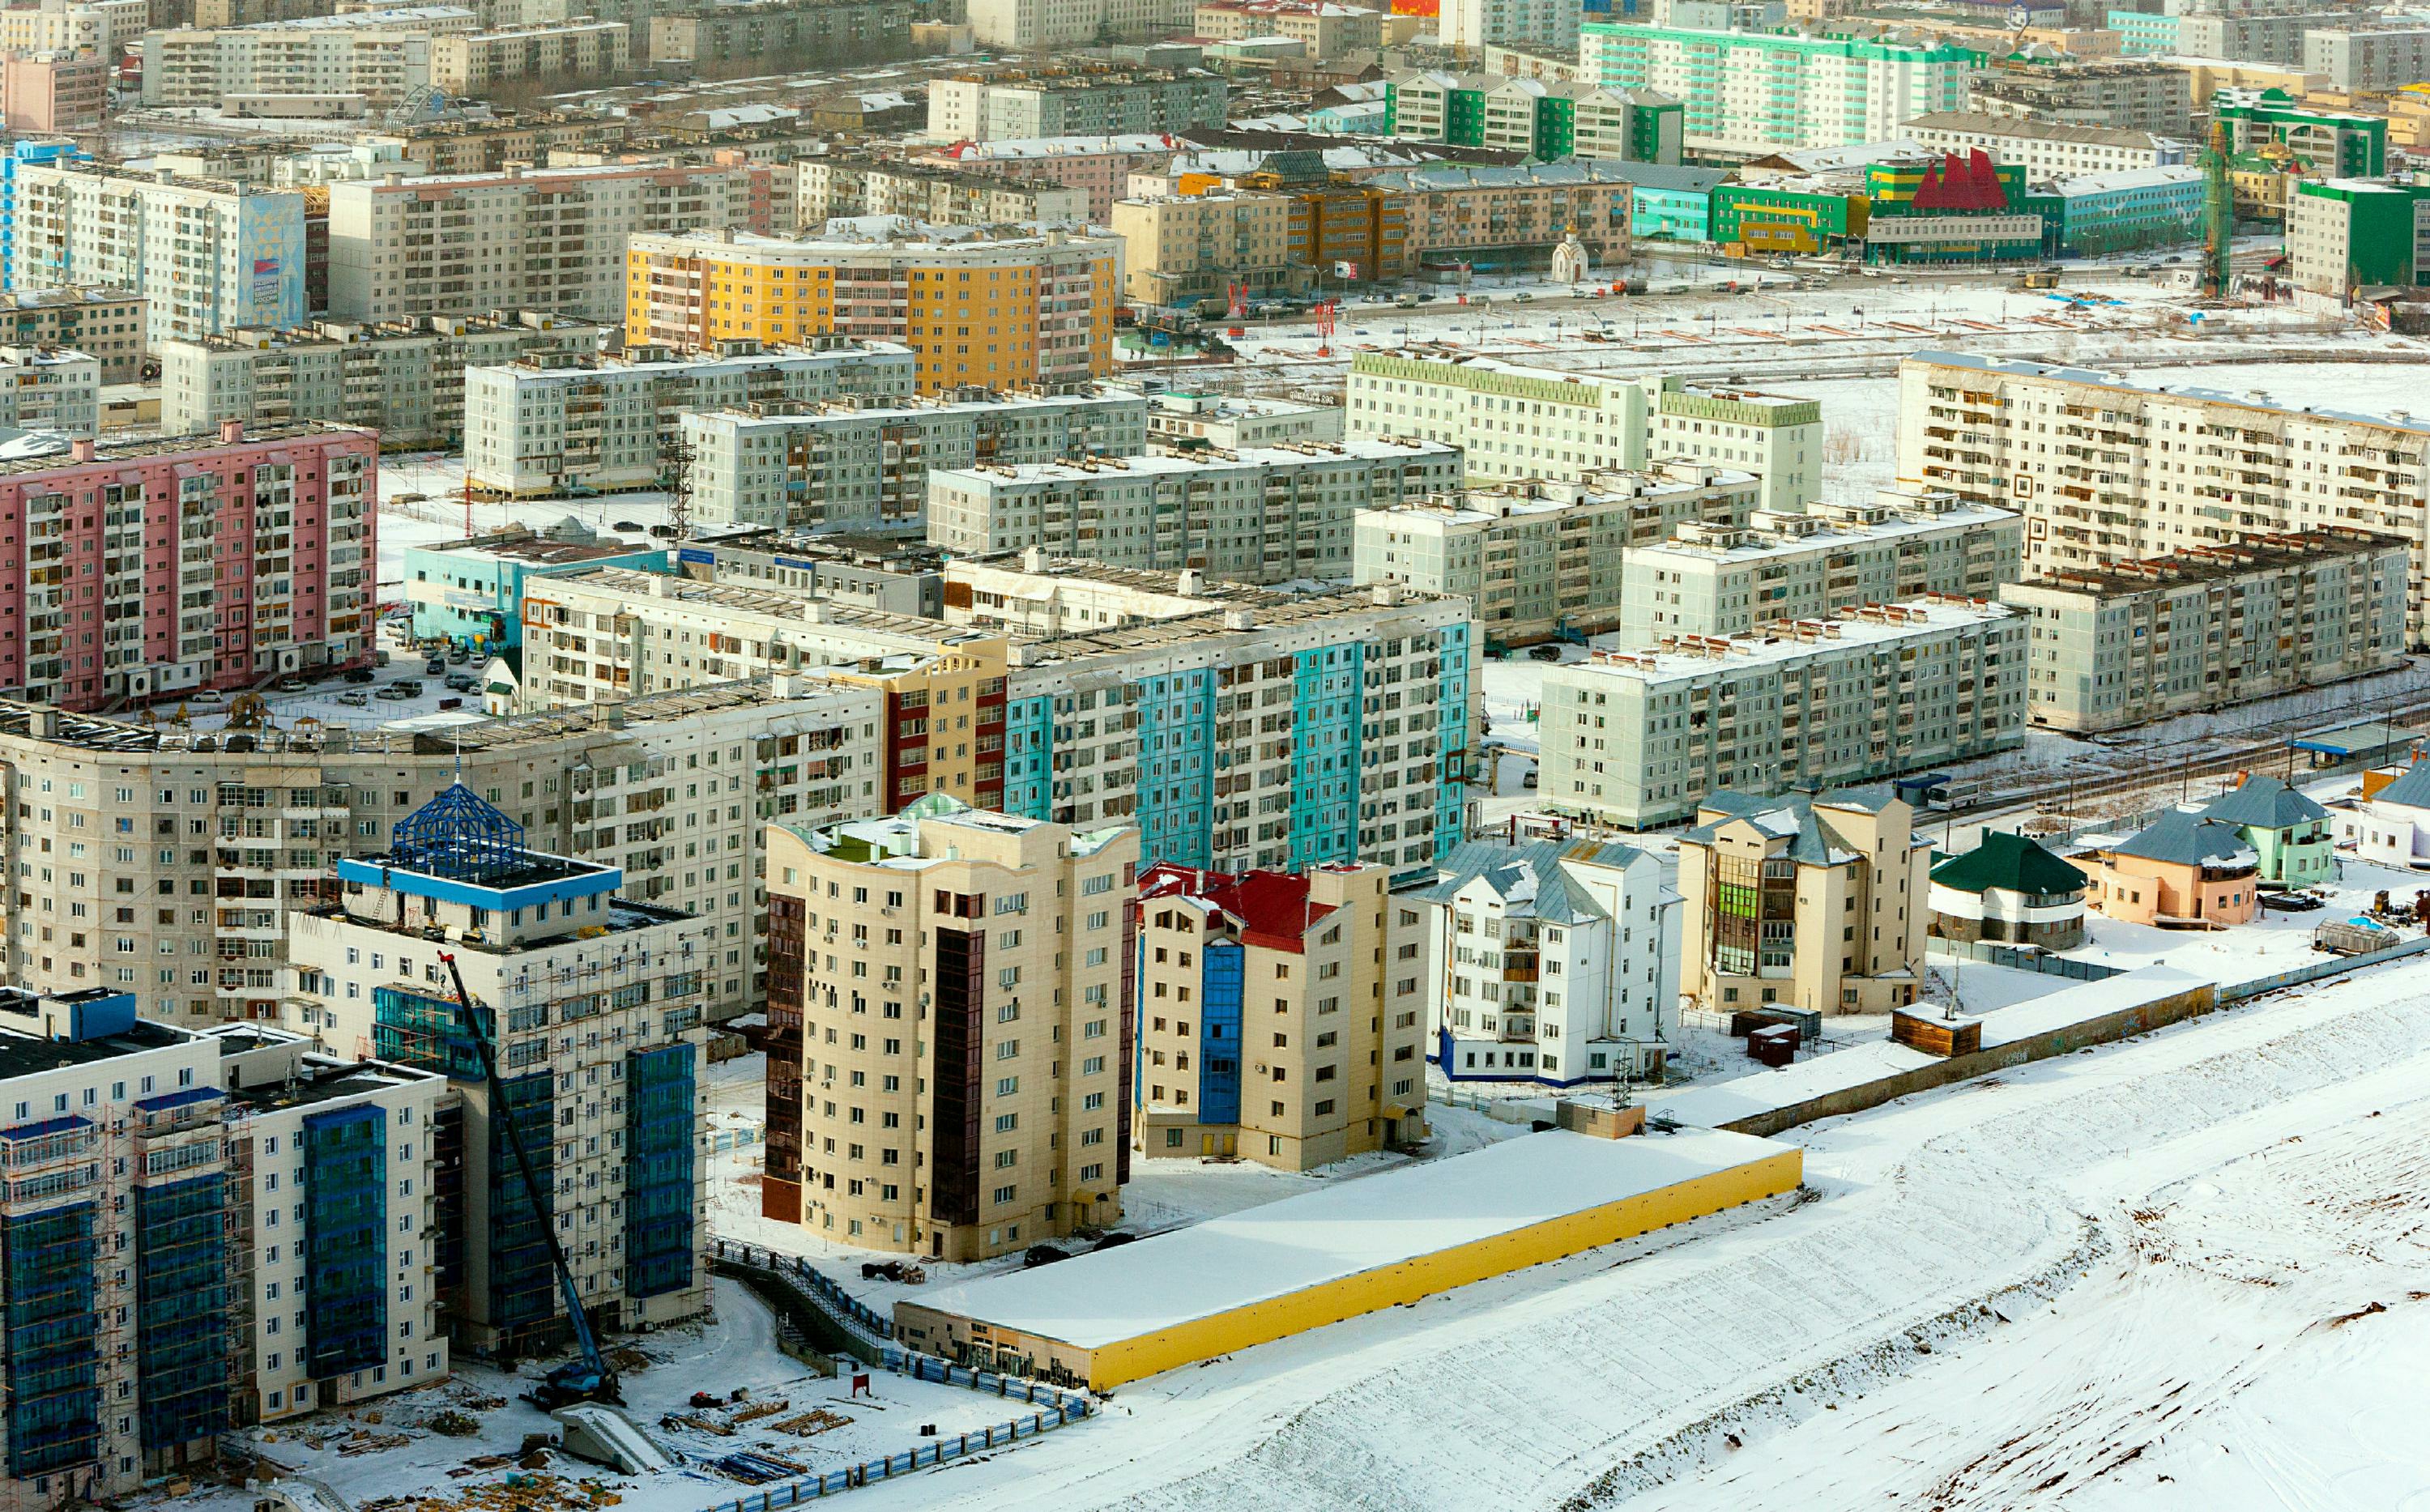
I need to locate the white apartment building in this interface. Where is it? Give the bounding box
[2304,28,2430,93]
[926,70,1229,142]
[1346,350,1823,512]
[0,679,891,1029]
[1999,530,2408,734]
[464,339,916,496]
[1351,465,1763,645]
[0,344,98,436]
[326,159,795,325]
[1580,22,1972,156]
[288,783,712,1356]
[1538,597,2027,828]
[1612,488,2022,645]
[518,559,1480,877]
[1897,350,2430,642]
[9,167,307,343]
[430,18,629,94]
[681,389,1149,531]
[795,157,1090,231]
[161,312,606,450]
[139,7,480,108]
[1441,0,1579,52]
[763,799,1139,1260]
[207,1023,448,1424]
[1901,112,2188,181]
[1144,390,1345,453]
[965,0,1198,49]
[923,439,1465,584]
[1413,838,1679,1086]
[0,0,151,55]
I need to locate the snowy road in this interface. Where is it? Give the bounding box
[850,961,2430,1512]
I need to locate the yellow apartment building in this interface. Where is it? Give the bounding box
[625,227,1120,394]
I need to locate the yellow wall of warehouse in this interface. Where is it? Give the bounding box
[1060,1146,1803,1390]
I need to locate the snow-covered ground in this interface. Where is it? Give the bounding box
[815,955,2430,1512]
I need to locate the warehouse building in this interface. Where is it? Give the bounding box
[895,1123,1801,1389]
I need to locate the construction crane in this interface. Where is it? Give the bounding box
[438,952,622,1411]
[2201,119,2234,302]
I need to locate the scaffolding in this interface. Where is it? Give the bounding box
[0,1190,100,1480]
[389,780,531,885]
[302,1104,389,1382]
[624,1044,697,1300]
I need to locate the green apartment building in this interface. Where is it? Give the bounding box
[2286,177,2430,296]
[1580,23,1974,156]
[1385,71,1683,164]
[2213,87,2388,178]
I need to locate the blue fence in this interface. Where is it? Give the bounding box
[1928,939,2125,982]
[688,1343,1094,1510]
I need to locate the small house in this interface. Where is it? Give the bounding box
[2087,807,2259,929]
[2199,773,2332,887]
[2328,756,2430,870]
[1927,830,2088,949]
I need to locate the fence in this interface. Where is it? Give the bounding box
[688,1344,1094,1510]
[712,1241,893,1351]
[2223,930,2430,1003]
[1927,939,2125,982]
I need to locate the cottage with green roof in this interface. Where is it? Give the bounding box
[1926,830,2088,949]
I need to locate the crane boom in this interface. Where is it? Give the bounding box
[439,951,618,1406]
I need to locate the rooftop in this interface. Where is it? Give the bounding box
[2049,164,2204,197]
[1136,862,1340,950]
[629,227,1123,258]
[1560,597,2013,683]
[1903,111,2183,151]
[481,339,913,381]
[0,421,369,478]
[1929,830,2085,897]
[1621,496,2015,562]
[1908,350,2430,437]
[2006,528,2404,597]
[932,436,1457,485]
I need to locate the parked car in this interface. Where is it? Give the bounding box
[374,684,413,701]
[445,673,478,692]
[446,645,471,665]
[1022,1245,1071,1268]
[275,677,309,692]
[336,691,371,707]
[1093,1232,1139,1252]
[1527,644,1565,662]
[375,650,392,667]
[423,658,446,675]
[437,697,464,711]
[185,688,228,706]
[1514,292,1534,303]
[343,667,376,684]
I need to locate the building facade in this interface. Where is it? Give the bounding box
[0,424,375,711]
[430,19,631,94]
[1896,350,2430,641]
[910,135,1194,223]
[139,7,480,108]
[648,0,915,65]
[1580,22,1972,156]
[796,158,1089,231]
[1538,598,2025,829]
[926,69,1229,142]
[8,167,307,344]
[1347,350,1823,512]
[2213,87,2386,178]
[622,228,1119,394]
[2286,177,2430,297]
[0,286,144,383]
[404,529,671,653]
[1925,831,2087,949]
[0,345,97,436]
[1415,838,1678,1085]
[2304,28,2430,94]
[762,797,1139,1261]
[1130,861,1428,1169]
[1110,192,1301,308]
[1902,111,2186,181]
[0,52,108,133]
[1998,530,2407,734]
[1675,788,1931,1015]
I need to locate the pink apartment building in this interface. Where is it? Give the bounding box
[0,420,377,710]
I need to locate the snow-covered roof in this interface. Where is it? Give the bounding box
[908,1127,1797,1348]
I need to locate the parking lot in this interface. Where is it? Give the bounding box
[174,619,494,735]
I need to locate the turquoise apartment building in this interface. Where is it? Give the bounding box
[405,531,671,651]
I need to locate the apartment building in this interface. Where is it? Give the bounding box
[2173,9,2361,68]
[9,167,306,344]
[622,228,1118,394]
[2304,28,2430,94]
[1196,0,1383,55]
[1999,530,2407,734]
[2212,87,2386,178]
[1964,57,2192,134]
[1440,0,1577,51]
[1901,112,2187,181]
[520,560,1477,875]
[161,312,606,451]
[1387,72,1683,164]
[1145,390,1344,452]
[0,0,147,54]
[0,51,108,133]
[1130,862,1426,1170]
[0,423,374,711]
[431,19,629,93]
[1580,22,1972,156]
[1379,160,1639,272]
[647,0,915,65]
[762,798,1139,1260]
[1538,598,2026,829]
[1674,787,1931,1015]
[965,0,1198,49]
[207,1023,448,1425]
[288,783,711,1357]
[923,438,1464,583]
[1351,465,1763,645]
[1413,838,1678,1087]
[1348,351,1823,512]
[2286,177,2430,298]
[1612,489,2022,645]
[795,158,1089,231]
[463,339,916,496]
[926,69,1230,143]
[139,6,480,108]
[0,287,142,382]
[0,344,96,436]
[326,159,795,325]
[1895,350,2430,641]
[1110,192,1301,308]
[681,388,1149,530]
[911,134,1196,222]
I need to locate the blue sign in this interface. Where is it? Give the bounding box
[678,547,714,564]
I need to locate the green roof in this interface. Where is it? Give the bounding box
[1929,830,2086,897]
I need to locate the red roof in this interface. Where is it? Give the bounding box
[1912,149,2010,213]
[1136,862,1336,952]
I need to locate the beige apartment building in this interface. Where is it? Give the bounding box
[1675,788,1931,1016]
[1131,861,1428,1171]
[763,797,1140,1261]
[1109,190,1302,308]
[430,19,631,94]
[0,286,144,383]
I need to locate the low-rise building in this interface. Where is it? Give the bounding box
[2286,177,2430,299]
[404,527,670,652]
[0,286,144,383]
[1414,837,1679,1085]
[1379,159,1637,275]
[1997,530,2407,735]
[162,311,605,450]
[2327,757,2430,870]
[1901,111,2188,181]
[1348,351,1822,512]
[2045,164,2206,255]
[1675,787,1932,1014]
[2200,773,2334,888]
[1144,390,1344,451]
[1620,161,1729,241]
[1925,831,2089,950]
[1110,191,1302,308]
[796,157,1089,230]
[681,387,1149,530]
[924,438,1464,582]
[1538,598,2026,830]
[463,339,917,496]
[0,343,97,435]
[430,19,630,95]
[1352,465,1763,646]
[2083,806,2261,929]
[927,67,1229,142]
[762,796,1139,1259]
[1130,861,1428,1169]
[1611,489,2020,646]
